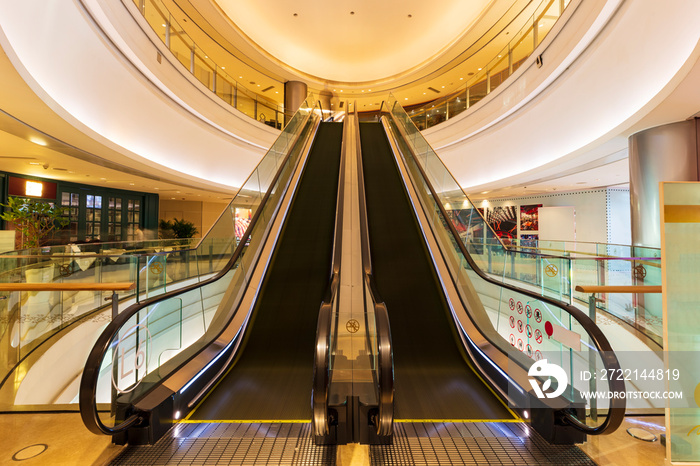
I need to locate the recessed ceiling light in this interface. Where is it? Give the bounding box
[404,98,408,100]
[29,136,47,146]
[205,56,208,59]
[221,66,225,69]
[478,68,482,71]
[293,13,298,17]
[350,11,355,15]
[408,14,412,18]
[161,24,166,27]
[460,77,463,80]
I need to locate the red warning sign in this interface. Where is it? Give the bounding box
[526,324,533,338]
[509,298,515,310]
[517,339,524,351]
[509,334,516,346]
[535,308,543,323]
[535,329,543,344]
[517,320,524,333]
[509,316,515,328]
[516,301,524,314]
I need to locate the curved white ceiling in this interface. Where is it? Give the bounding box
[214,0,493,83]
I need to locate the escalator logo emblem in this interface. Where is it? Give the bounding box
[528,359,568,399]
[112,323,152,394]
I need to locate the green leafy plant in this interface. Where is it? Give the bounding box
[159,218,198,239]
[171,218,198,238]
[0,197,68,249]
[158,219,175,239]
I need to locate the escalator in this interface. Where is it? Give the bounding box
[188,122,343,421]
[359,122,513,420]
[360,96,627,444]
[79,97,626,447]
[79,98,347,443]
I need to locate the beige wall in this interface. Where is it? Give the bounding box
[159,200,228,237]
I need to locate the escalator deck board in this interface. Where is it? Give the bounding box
[370,422,596,466]
[109,423,335,466]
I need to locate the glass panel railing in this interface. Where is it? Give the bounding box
[459,237,663,345]
[0,243,219,410]
[407,0,572,130]
[128,0,289,127]
[384,94,624,435]
[82,96,319,433]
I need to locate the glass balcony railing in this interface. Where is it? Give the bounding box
[128,0,289,129]
[466,238,662,346]
[407,0,572,131]
[0,241,220,409]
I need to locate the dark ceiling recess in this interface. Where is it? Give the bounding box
[427,87,441,93]
[261,86,274,92]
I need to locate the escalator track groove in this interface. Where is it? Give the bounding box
[187,123,343,421]
[359,122,514,421]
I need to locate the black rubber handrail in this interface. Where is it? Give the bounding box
[80,105,318,435]
[383,102,625,435]
[355,107,394,437]
[312,116,347,437]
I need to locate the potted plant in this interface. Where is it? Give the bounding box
[0,197,68,250]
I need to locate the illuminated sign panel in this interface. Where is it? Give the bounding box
[7,176,57,199]
[25,180,43,197]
